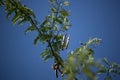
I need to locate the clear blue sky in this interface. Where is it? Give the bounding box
[0,0,120,80]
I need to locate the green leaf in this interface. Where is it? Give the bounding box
[63,26,69,30]
[44,26,51,31]
[56,35,63,41]
[18,18,27,25]
[40,48,50,58]
[39,34,49,44]
[25,7,35,18]
[111,62,120,68]
[103,58,109,66]
[40,48,52,62]
[6,9,15,19]
[53,17,62,24]
[12,13,21,24]
[44,54,53,62]
[85,38,102,47]
[25,25,36,34]
[87,48,94,55]
[51,13,55,20]
[53,25,58,31]
[97,69,107,74]
[34,36,40,45]
[29,9,35,18]
[60,9,69,16]
[52,7,57,12]
[41,19,49,26]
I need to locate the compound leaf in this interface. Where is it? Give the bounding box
[34,36,40,45]
[25,25,36,34]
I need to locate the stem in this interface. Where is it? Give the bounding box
[29,17,63,67]
[29,18,41,34]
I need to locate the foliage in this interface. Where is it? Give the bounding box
[0,0,120,80]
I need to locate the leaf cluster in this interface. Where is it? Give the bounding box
[4,0,35,25]
[63,38,102,80]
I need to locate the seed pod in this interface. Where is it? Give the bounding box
[65,35,70,49]
[61,34,66,50]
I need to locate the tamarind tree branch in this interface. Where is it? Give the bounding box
[28,16,64,67]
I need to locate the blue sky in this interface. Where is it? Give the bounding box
[0,0,120,80]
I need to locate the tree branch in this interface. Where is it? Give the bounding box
[28,17,63,67]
